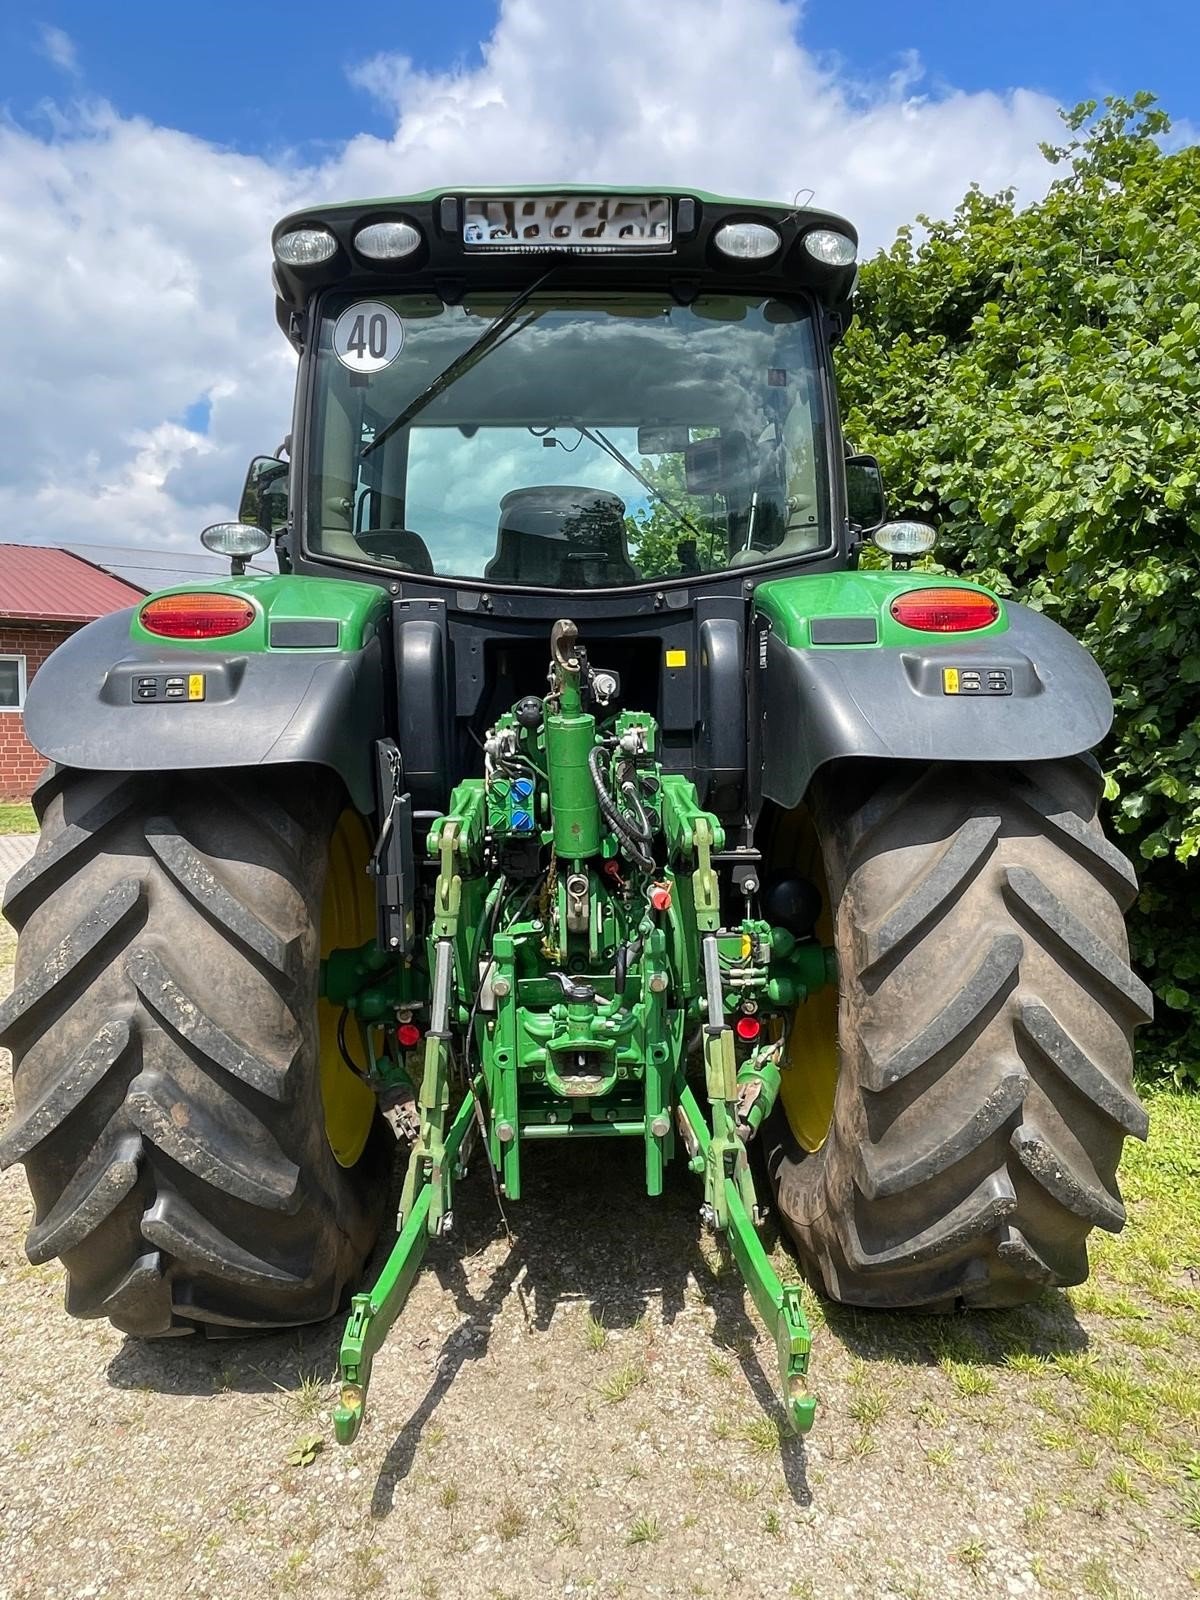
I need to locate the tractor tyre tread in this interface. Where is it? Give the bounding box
[765,757,1149,1310]
[1,766,390,1338]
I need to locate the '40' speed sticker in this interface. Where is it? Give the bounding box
[332,301,404,373]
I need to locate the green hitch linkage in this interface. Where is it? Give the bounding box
[333,1081,480,1445]
[677,1081,817,1434]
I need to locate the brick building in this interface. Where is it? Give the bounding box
[1,545,146,800]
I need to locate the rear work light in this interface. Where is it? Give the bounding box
[140,592,256,640]
[890,588,1000,633]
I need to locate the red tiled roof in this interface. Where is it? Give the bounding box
[0,544,146,623]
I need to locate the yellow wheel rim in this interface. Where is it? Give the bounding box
[775,807,840,1153]
[318,810,378,1167]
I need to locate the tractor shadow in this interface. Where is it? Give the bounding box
[367,1137,812,1515]
[751,1202,1092,1378]
[105,1138,1087,1514]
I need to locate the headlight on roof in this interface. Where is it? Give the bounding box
[803,228,856,267]
[354,220,422,260]
[713,221,781,260]
[274,227,338,267]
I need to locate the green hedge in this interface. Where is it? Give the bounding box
[835,95,1200,1082]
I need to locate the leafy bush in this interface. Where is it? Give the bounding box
[836,94,1200,1081]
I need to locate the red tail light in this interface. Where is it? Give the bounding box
[140,592,256,639]
[735,1015,762,1043]
[397,1023,423,1050]
[890,587,1000,633]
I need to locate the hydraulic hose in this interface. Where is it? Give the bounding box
[617,771,653,843]
[588,744,655,872]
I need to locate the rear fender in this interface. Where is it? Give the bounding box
[23,575,389,813]
[754,571,1112,808]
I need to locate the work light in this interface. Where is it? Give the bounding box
[354,220,422,260]
[872,521,937,558]
[803,228,856,267]
[274,227,338,267]
[713,221,781,260]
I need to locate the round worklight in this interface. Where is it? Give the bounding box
[713,221,781,261]
[354,220,422,260]
[274,226,338,267]
[872,520,937,558]
[200,522,272,559]
[803,228,857,268]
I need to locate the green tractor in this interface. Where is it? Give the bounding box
[1,189,1150,1442]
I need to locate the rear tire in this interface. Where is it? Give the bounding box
[0,766,391,1337]
[764,758,1151,1309]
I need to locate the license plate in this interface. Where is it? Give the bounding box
[462,195,673,252]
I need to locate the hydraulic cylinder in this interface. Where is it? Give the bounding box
[544,699,601,860]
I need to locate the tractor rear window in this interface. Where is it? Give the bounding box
[305,291,830,587]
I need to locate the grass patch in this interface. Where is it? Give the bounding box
[0,803,36,834]
[955,1539,987,1577]
[939,1358,994,1399]
[495,1498,528,1542]
[626,1512,662,1546]
[738,1416,784,1455]
[583,1311,608,1353]
[1087,1089,1200,1313]
[598,1361,645,1404]
[1078,1556,1139,1600]
[848,1385,889,1428]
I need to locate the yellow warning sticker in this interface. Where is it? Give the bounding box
[942,667,960,695]
[665,649,687,668]
[187,674,206,702]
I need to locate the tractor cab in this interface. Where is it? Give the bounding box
[224,189,875,822]
[263,188,863,593]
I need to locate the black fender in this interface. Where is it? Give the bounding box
[23,608,385,813]
[759,600,1113,808]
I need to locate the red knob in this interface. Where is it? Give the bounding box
[650,883,672,912]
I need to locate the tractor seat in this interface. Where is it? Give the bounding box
[484,486,636,587]
[353,527,435,573]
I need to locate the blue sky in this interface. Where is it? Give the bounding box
[0,0,1192,553]
[4,1,1195,161]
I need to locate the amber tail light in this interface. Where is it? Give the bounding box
[140,593,256,640]
[890,588,1000,633]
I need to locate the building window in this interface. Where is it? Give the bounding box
[0,655,27,711]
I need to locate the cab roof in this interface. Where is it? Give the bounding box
[271,185,858,345]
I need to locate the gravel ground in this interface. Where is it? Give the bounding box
[1,903,1197,1600]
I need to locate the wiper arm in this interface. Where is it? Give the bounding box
[362,267,558,460]
[581,426,710,545]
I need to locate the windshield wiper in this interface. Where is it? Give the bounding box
[361,267,558,460]
[581,426,710,545]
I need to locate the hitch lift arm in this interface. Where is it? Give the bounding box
[333,1079,480,1445]
[676,1080,816,1434]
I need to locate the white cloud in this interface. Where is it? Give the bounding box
[0,0,1067,555]
[36,25,80,77]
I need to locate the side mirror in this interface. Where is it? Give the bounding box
[845,453,886,533]
[239,455,290,536]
